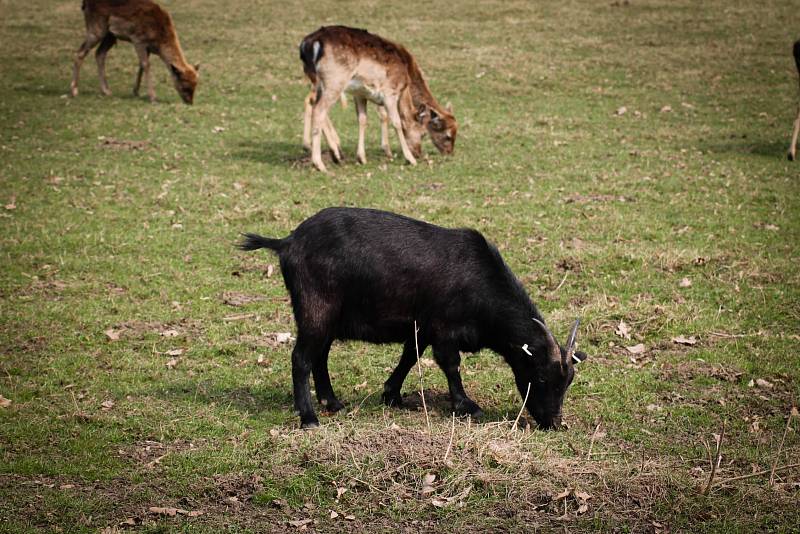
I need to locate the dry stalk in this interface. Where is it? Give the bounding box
[769,407,796,486]
[715,463,800,487]
[586,421,602,461]
[413,321,431,434]
[702,421,725,495]
[511,382,531,432]
[444,411,456,463]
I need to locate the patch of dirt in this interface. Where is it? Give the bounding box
[564,193,633,204]
[98,137,149,150]
[658,360,744,384]
[105,318,203,341]
[221,291,266,307]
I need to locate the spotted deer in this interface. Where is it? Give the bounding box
[70,0,198,104]
[788,40,800,161]
[299,26,457,172]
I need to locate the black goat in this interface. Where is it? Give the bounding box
[239,207,588,429]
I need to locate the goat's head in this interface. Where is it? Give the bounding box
[170,63,199,105]
[519,319,587,430]
[417,102,457,155]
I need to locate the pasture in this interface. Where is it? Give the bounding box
[1,0,799,531]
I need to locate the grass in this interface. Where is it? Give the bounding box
[1,0,799,531]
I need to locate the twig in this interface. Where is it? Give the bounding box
[715,463,800,486]
[414,321,430,434]
[586,421,602,460]
[770,407,796,486]
[145,452,170,469]
[702,421,725,495]
[552,271,569,293]
[511,382,531,432]
[709,331,761,338]
[443,412,456,463]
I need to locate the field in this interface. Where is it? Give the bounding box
[2,0,799,531]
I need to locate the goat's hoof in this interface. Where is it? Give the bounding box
[455,402,483,419]
[381,391,404,408]
[320,398,345,413]
[300,420,320,430]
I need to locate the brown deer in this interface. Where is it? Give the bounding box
[70,0,198,104]
[788,40,800,161]
[299,26,457,172]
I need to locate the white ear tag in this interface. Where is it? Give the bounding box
[521,344,532,356]
[572,353,581,364]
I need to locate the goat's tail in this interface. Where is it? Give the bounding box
[237,233,286,253]
[299,38,323,77]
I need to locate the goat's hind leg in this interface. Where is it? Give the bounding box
[290,333,329,429]
[310,338,344,413]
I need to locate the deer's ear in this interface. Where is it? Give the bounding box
[170,64,181,78]
[194,63,201,72]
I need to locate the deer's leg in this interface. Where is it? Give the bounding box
[95,33,116,96]
[71,32,105,97]
[323,117,342,163]
[789,102,800,161]
[133,45,155,103]
[355,96,368,165]
[378,105,392,158]
[310,86,344,172]
[383,95,417,166]
[303,90,314,151]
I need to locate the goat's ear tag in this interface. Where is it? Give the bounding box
[522,344,532,356]
[572,353,582,364]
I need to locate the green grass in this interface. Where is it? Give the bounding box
[2,0,799,531]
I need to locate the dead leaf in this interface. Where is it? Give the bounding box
[101,399,115,410]
[160,329,180,337]
[166,358,179,369]
[431,499,447,508]
[672,335,697,346]
[336,487,347,499]
[149,506,179,516]
[625,343,645,355]
[186,510,203,517]
[791,407,799,417]
[267,264,275,277]
[104,329,120,341]
[344,515,355,521]
[59,484,75,490]
[421,473,436,496]
[329,510,339,519]
[5,197,17,210]
[615,320,631,339]
[755,378,773,389]
[288,519,312,528]
[166,348,184,356]
[660,105,672,113]
[574,490,592,502]
[615,106,628,116]
[275,332,293,344]
[553,488,571,501]
[0,395,11,408]
[577,503,589,514]
[679,277,692,288]
[257,354,269,366]
[354,380,368,391]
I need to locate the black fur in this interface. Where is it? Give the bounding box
[239,207,587,429]
[794,40,800,72]
[299,38,322,77]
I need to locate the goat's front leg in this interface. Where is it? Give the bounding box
[95,33,116,96]
[789,102,800,161]
[382,337,428,407]
[377,105,392,158]
[433,344,482,418]
[383,95,416,166]
[354,96,368,164]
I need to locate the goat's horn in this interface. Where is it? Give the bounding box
[532,318,561,363]
[565,318,580,365]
